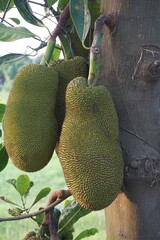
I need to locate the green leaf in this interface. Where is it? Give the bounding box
[0,23,36,42]
[13,0,44,27]
[16,175,30,196]
[0,196,19,206]
[53,208,61,231]
[0,53,26,65]
[64,199,72,208]
[48,0,58,8]
[36,212,45,226]
[0,130,2,137]
[70,0,91,45]
[57,0,69,11]
[6,178,17,190]
[74,228,98,240]
[58,200,91,234]
[0,0,14,12]
[9,18,20,25]
[31,187,51,208]
[0,145,8,172]
[0,104,5,122]
[88,0,100,28]
[24,181,34,199]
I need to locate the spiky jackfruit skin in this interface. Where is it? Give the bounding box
[3,64,59,172]
[50,57,88,136]
[58,77,124,210]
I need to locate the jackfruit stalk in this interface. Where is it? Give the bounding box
[58,77,124,210]
[3,64,59,172]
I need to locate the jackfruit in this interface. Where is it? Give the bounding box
[58,77,124,210]
[3,64,59,172]
[50,56,88,135]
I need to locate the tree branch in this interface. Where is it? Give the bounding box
[0,190,71,222]
[50,3,70,42]
[39,190,72,240]
[1,0,12,23]
[28,1,45,7]
[40,2,71,64]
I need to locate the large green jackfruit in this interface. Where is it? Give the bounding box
[3,64,59,172]
[58,77,124,210]
[50,56,88,135]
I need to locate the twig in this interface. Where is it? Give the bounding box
[50,3,70,41]
[1,0,12,23]
[43,0,59,19]
[28,1,45,7]
[40,2,71,64]
[0,190,71,222]
[39,190,71,240]
[0,18,14,27]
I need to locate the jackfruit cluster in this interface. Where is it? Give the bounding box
[58,77,124,210]
[3,64,59,172]
[50,56,88,135]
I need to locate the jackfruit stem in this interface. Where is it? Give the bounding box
[88,33,102,86]
[40,3,72,65]
[40,39,55,65]
[88,14,117,86]
[88,15,105,86]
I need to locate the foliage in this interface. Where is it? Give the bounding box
[0,174,98,240]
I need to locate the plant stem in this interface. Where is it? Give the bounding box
[0,190,71,222]
[88,32,102,86]
[59,34,74,59]
[40,39,55,65]
[45,0,74,59]
[1,0,12,23]
[28,1,45,7]
[88,13,117,86]
[40,2,72,65]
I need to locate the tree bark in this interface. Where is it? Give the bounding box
[100,1,160,239]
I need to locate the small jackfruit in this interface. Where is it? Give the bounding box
[50,56,88,135]
[58,77,124,210]
[3,64,59,172]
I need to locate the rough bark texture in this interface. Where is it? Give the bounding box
[100,1,160,239]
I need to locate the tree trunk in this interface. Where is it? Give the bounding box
[100,1,160,239]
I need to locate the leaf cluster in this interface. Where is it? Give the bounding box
[0,0,100,63]
[0,174,98,240]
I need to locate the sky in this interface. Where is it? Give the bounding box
[0,2,58,57]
